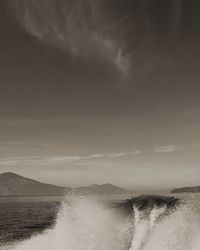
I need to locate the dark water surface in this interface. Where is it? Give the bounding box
[0,200,61,245]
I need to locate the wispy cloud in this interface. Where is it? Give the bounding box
[154,145,178,153]
[107,150,142,158]
[10,0,133,76]
[0,150,142,167]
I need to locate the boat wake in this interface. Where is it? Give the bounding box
[2,194,200,250]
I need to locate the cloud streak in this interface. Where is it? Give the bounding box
[154,145,178,153]
[8,0,184,79]
[9,0,132,76]
[107,150,142,158]
[0,150,142,167]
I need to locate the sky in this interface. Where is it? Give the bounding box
[0,0,200,191]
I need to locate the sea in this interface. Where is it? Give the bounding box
[0,193,200,250]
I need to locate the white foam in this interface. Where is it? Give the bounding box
[4,195,130,250]
[143,203,200,250]
[2,195,200,250]
[130,206,166,250]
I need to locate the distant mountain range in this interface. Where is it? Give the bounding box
[0,172,70,196]
[171,186,200,193]
[0,172,129,196]
[74,184,128,195]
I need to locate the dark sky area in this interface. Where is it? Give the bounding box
[0,0,200,190]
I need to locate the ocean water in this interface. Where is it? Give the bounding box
[0,194,200,250]
[0,201,60,245]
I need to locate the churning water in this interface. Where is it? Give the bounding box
[1,194,200,250]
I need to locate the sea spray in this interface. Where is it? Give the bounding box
[6,195,131,250]
[2,195,200,250]
[143,201,200,250]
[130,206,166,250]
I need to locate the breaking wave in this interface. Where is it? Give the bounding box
[2,194,200,250]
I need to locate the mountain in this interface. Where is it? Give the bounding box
[0,172,70,196]
[74,183,129,195]
[0,172,129,196]
[171,186,200,193]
